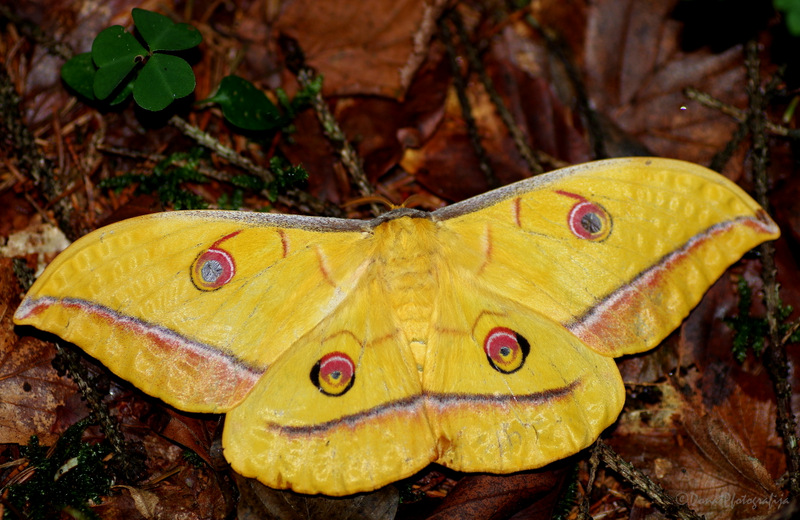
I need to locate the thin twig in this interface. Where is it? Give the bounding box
[438,14,499,189]
[168,116,339,216]
[279,35,380,214]
[782,321,800,346]
[100,144,236,182]
[597,441,705,520]
[448,10,543,175]
[684,87,800,139]
[708,120,748,172]
[295,68,380,215]
[169,115,275,182]
[745,40,800,498]
[521,9,608,160]
[578,443,601,520]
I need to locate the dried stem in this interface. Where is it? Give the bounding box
[0,65,77,237]
[169,115,275,183]
[744,40,800,498]
[578,443,601,520]
[684,87,800,139]
[448,10,543,175]
[168,116,339,216]
[597,441,705,520]
[294,67,380,217]
[521,10,608,160]
[438,14,499,189]
[279,35,379,214]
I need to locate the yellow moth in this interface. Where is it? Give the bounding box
[14,157,779,495]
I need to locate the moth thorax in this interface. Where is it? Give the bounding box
[374,217,439,345]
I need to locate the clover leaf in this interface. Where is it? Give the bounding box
[61,8,202,112]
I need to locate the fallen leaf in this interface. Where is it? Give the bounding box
[275,0,448,98]
[611,269,792,519]
[401,14,591,201]
[236,475,399,520]
[0,257,77,445]
[0,223,70,276]
[583,0,749,171]
[426,468,568,520]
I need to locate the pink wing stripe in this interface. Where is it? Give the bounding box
[16,296,265,388]
[264,379,581,436]
[566,215,775,340]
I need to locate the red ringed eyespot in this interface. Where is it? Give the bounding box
[311,352,356,396]
[484,327,530,374]
[191,248,235,291]
[565,197,611,241]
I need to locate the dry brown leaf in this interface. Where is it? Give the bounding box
[87,415,234,520]
[282,48,450,203]
[0,257,77,445]
[681,411,784,517]
[400,14,592,201]
[15,0,143,128]
[583,0,748,170]
[0,191,39,238]
[401,0,755,202]
[115,485,161,518]
[0,223,70,275]
[275,0,448,98]
[235,474,399,520]
[608,241,799,520]
[152,409,218,468]
[611,381,787,520]
[425,469,567,520]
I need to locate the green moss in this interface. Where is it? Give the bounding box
[266,156,308,201]
[5,419,113,520]
[551,464,580,520]
[101,148,208,209]
[725,276,798,363]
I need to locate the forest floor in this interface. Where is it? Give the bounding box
[1,1,799,519]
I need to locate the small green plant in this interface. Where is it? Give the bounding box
[265,156,309,200]
[199,73,322,131]
[551,464,580,520]
[62,8,202,111]
[61,8,320,129]
[202,75,282,131]
[4,419,113,520]
[216,188,245,210]
[62,7,316,205]
[775,0,800,36]
[725,276,800,362]
[182,450,205,468]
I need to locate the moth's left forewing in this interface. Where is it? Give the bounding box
[13,211,372,413]
[434,157,780,357]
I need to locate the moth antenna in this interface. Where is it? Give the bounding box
[342,195,397,210]
[399,194,427,209]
